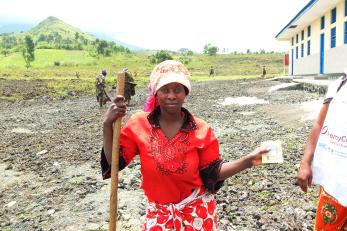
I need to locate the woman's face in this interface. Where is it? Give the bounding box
[156,82,187,113]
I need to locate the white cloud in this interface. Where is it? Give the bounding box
[0,0,308,52]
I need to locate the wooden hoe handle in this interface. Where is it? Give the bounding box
[109,72,125,231]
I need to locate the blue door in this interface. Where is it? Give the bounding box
[320,33,325,74]
[291,48,294,75]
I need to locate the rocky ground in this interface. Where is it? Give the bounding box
[0,78,324,231]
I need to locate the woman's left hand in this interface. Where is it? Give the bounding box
[247,147,270,167]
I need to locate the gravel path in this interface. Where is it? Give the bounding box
[0,78,323,230]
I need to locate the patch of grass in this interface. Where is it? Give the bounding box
[0,95,19,102]
[40,220,49,226]
[191,75,259,82]
[256,190,271,198]
[0,49,96,68]
[260,205,276,212]
[0,50,284,100]
[233,178,242,185]
[17,213,35,219]
[47,79,95,95]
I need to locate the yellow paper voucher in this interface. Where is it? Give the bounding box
[261,140,283,164]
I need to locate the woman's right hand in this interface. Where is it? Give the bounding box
[103,95,127,126]
[297,161,313,193]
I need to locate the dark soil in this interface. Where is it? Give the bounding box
[0,78,322,230]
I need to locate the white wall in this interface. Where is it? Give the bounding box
[325,44,347,73]
[288,0,347,75]
[290,45,347,75]
[293,53,320,75]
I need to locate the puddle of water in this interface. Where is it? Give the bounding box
[219,97,268,106]
[301,99,322,121]
[240,111,256,116]
[11,127,34,134]
[268,83,300,92]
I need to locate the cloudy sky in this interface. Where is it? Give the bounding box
[0,0,309,53]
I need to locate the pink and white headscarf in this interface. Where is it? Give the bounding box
[144,60,191,112]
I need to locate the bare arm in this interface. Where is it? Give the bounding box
[297,102,329,192]
[218,147,269,181]
[102,96,126,165]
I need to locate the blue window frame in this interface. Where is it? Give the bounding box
[292,37,294,46]
[308,26,311,37]
[301,44,304,57]
[307,40,311,56]
[345,21,347,44]
[331,8,337,24]
[321,16,325,29]
[331,27,336,48]
[301,30,304,40]
[296,46,298,59]
[345,0,347,16]
[296,34,299,43]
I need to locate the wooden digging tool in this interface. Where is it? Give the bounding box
[109,72,125,231]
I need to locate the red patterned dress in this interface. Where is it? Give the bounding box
[101,107,224,230]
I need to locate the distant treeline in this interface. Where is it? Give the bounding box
[0,32,130,57]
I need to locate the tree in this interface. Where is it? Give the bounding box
[75,32,79,41]
[1,34,17,56]
[1,49,9,56]
[203,43,219,56]
[94,40,108,56]
[22,35,35,68]
[179,55,192,65]
[178,48,193,65]
[148,50,173,64]
[178,48,194,56]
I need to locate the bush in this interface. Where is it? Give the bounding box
[148,50,173,64]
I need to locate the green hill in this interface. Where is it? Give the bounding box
[0,16,131,56]
[29,16,93,40]
[21,16,94,48]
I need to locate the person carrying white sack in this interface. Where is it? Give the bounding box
[297,68,347,230]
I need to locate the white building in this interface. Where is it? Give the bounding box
[276,0,347,76]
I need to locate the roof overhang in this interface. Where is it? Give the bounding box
[276,0,341,41]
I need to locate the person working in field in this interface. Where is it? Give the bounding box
[123,67,137,105]
[261,66,267,78]
[95,69,110,108]
[209,66,215,78]
[101,60,270,230]
[297,69,347,230]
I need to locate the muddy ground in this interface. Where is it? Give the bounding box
[0,78,324,230]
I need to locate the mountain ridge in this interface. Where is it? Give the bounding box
[1,16,145,51]
[0,24,34,34]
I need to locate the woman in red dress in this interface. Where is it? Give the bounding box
[101,60,269,230]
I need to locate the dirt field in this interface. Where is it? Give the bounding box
[0,78,323,230]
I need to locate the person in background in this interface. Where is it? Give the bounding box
[261,66,267,78]
[123,67,137,105]
[95,69,111,108]
[297,69,347,230]
[209,66,215,78]
[101,60,270,230]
